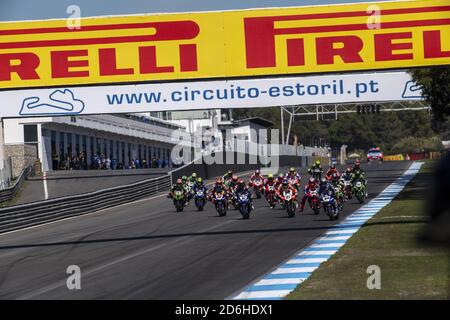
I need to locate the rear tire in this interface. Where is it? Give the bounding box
[287,202,296,218]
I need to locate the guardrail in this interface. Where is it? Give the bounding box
[0,166,34,204]
[0,174,170,234]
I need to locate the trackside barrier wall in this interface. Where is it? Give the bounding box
[0,174,170,234]
[0,166,34,204]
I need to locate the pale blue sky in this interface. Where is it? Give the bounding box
[0,0,389,21]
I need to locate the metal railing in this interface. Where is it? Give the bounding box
[0,174,170,234]
[0,166,34,203]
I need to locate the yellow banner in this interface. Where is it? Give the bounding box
[0,0,449,89]
[384,154,405,161]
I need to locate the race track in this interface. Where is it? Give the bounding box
[0,161,412,299]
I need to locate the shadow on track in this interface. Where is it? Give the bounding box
[0,225,337,251]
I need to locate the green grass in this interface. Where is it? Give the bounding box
[287,161,450,300]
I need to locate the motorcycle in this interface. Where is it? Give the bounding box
[227,186,239,210]
[342,179,353,200]
[281,189,298,218]
[352,180,366,204]
[184,183,194,202]
[321,189,339,220]
[251,178,264,199]
[172,189,186,212]
[212,191,228,217]
[334,185,345,212]
[264,184,277,209]
[287,177,301,191]
[237,191,252,219]
[194,189,206,211]
[307,189,321,215]
[310,168,322,182]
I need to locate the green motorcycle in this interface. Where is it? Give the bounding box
[352,179,366,204]
[173,189,186,212]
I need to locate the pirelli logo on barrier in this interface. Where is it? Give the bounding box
[0,0,449,89]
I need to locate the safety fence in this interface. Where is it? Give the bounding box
[0,174,170,234]
[0,166,34,204]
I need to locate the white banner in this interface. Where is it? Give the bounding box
[0,72,422,118]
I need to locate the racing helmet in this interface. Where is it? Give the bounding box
[320,177,327,185]
[232,175,238,182]
[197,177,203,184]
[268,174,274,180]
[355,159,361,167]
[330,164,336,169]
[289,167,295,173]
[191,172,197,179]
[182,175,187,181]
[227,170,233,176]
[308,177,316,187]
[282,179,289,187]
[315,160,321,166]
[176,178,183,185]
[237,178,245,186]
[216,177,223,185]
[346,167,352,173]
[255,169,260,175]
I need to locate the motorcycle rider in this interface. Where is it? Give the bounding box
[222,170,234,184]
[168,178,187,201]
[340,167,353,199]
[308,160,324,181]
[325,164,340,181]
[225,175,239,208]
[285,167,301,189]
[225,175,239,192]
[235,178,254,210]
[193,177,208,195]
[249,169,264,183]
[351,160,368,197]
[210,178,228,204]
[318,177,333,196]
[249,169,265,193]
[340,167,353,182]
[276,174,285,188]
[277,179,298,206]
[264,174,278,206]
[300,177,319,213]
[318,177,337,213]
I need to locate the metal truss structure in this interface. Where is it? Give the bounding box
[280,100,430,145]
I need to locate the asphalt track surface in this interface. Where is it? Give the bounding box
[0,161,412,299]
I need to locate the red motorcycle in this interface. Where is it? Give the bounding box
[306,188,321,215]
[280,189,298,218]
[250,178,264,199]
[264,183,277,208]
[287,176,301,191]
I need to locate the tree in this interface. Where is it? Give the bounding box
[410,66,450,122]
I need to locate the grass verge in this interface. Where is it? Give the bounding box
[287,161,449,299]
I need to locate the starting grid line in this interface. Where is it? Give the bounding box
[232,161,424,300]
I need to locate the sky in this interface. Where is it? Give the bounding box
[0,0,388,21]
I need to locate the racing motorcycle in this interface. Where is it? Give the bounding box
[264,184,277,209]
[237,191,252,219]
[307,189,321,215]
[287,176,301,191]
[342,179,353,200]
[321,189,339,220]
[334,185,345,212]
[172,189,186,212]
[310,168,322,182]
[212,191,228,217]
[194,189,207,211]
[352,179,366,204]
[281,189,298,218]
[251,178,264,199]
